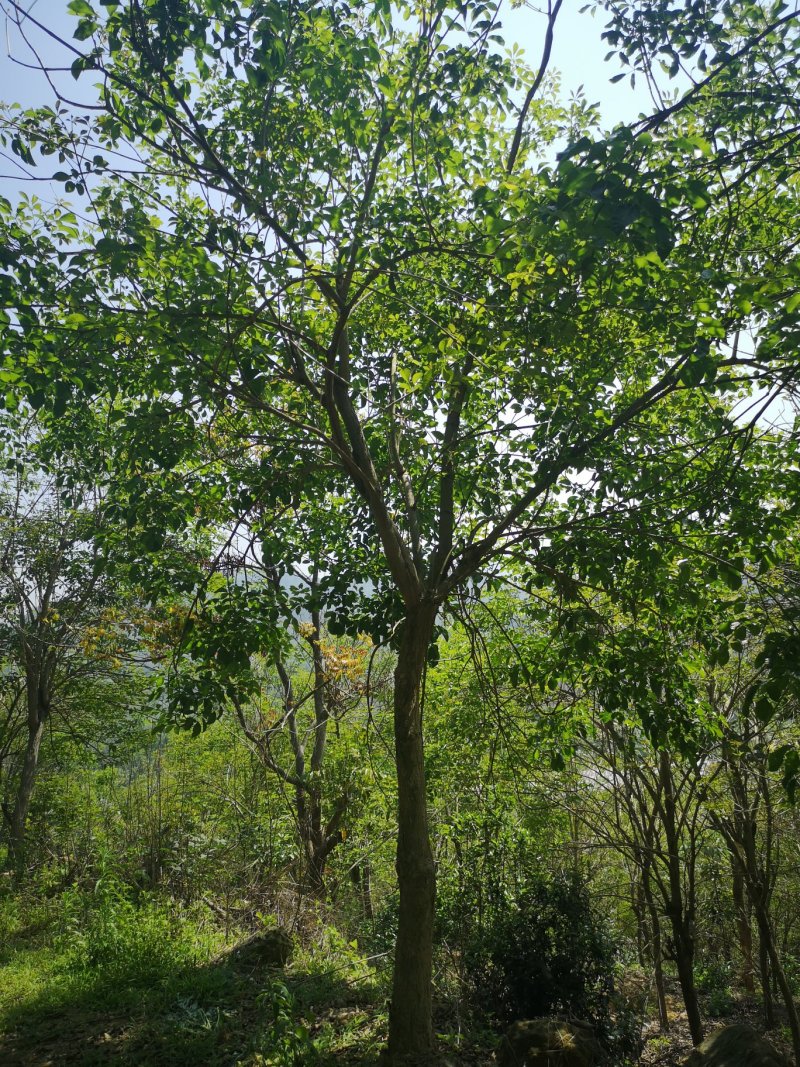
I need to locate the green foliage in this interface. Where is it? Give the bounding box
[295,922,373,983]
[256,979,317,1066]
[0,882,235,1067]
[696,961,735,1018]
[461,872,630,1052]
[58,876,207,989]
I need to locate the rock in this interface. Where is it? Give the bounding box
[225,928,294,969]
[612,966,650,1016]
[497,1019,602,1067]
[682,1024,788,1067]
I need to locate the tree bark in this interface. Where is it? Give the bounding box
[7,710,47,873]
[731,859,755,994]
[387,600,437,1062]
[659,751,703,1046]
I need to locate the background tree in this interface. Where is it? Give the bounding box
[0,457,138,873]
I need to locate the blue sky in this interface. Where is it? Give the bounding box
[505,1,656,126]
[0,0,657,204]
[0,1,654,123]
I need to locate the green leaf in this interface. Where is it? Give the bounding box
[754,696,774,725]
[768,745,791,773]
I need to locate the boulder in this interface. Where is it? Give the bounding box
[498,1019,602,1067]
[612,966,650,1016]
[225,928,294,969]
[682,1024,788,1067]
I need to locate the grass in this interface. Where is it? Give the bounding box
[0,884,393,1066]
[2,884,791,1067]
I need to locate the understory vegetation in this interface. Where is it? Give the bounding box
[2,600,800,1064]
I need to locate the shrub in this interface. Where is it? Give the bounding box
[256,978,317,1066]
[366,892,398,959]
[58,876,204,988]
[696,960,734,1017]
[462,872,628,1052]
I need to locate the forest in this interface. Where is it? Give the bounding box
[0,0,799,1064]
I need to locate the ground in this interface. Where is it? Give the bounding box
[0,906,795,1067]
[637,991,795,1067]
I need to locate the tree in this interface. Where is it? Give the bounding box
[184,563,382,898]
[0,460,132,872]
[2,0,800,1056]
[511,422,800,1049]
[699,582,800,1058]
[590,728,710,1044]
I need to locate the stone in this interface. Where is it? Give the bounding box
[612,966,650,1016]
[497,1018,602,1067]
[225,928,294,969]
[682,1024,788,1067]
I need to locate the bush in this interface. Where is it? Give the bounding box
[462,872,627,1052]
[366,892,398,959]
[696,960,734,1016]
[256,978,317,1066]
[58,876,205,988]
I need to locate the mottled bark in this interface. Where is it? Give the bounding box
[387,601,437,1062]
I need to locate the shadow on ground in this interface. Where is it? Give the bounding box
[0,948,384,1067]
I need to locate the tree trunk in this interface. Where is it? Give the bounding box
[306,840,328,898]
[305,825,344,899]
[387,601,437,1063]
[643,870,670,1031]
[672,926,703,1047]
[659,751,703,1046]
[731,860,755,994]
[7,715,46,873]
[351,859,375,922]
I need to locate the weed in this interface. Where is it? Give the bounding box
[255,978,317,1066]
[696,960,734,1017]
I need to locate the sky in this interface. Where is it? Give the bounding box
[0,1,657,167]
[505,0,658,126]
